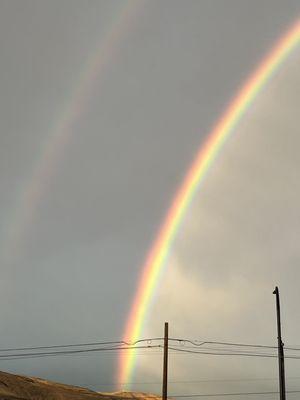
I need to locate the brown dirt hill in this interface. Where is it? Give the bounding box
[0,370,161,400]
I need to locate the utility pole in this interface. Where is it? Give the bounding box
[273,286,286,400]
[162,322,169,400]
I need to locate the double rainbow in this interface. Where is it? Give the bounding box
[118,19,300,387]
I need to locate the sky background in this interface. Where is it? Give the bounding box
[0,0,300,398]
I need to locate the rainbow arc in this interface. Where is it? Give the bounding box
[118,19,300,387]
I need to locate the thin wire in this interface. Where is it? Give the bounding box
[169,338,300,352]
[171,390,300,397]
[4,344,300,361]
[168,346,300,359]
[170,338,277,350]
[169,347,277,358]
[71,375,300,388]
[0,345,163,360]
[169,345,277,355]
[1,337,299,353]
[2,344,300,361]
[0,341,124,352]
[0,338,164,352]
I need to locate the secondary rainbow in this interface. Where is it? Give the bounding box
[119,19,300,387]
[2,0,143,266]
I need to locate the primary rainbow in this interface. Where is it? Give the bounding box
[119,19,300,387]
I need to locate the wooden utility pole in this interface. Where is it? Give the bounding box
[273,287,286,400]
[162,322,169,400]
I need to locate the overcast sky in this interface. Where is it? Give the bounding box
[0,1,300,398]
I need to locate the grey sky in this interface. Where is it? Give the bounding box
[0,0,300,397]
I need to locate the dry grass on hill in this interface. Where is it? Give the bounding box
[0,370,161,400]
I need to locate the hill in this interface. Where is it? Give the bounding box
[0,370,161,400]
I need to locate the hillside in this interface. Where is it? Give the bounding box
[0,370,161,400]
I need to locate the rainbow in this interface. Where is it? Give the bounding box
[118,19,300,387]
[2,0,143,266]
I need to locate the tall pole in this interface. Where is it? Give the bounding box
[273,286,286,400]
[162,322,169,400]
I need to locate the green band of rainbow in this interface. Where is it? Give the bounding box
[118,19,300,387]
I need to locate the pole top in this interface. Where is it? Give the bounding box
[273,286,279,295]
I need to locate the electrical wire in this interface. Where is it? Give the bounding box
[0,341,123,352]
[1,336,300,362]
[168,346,300,359]
[0,338,164,353]
[169,339,277,350]
[3,344,300,361]
[169,338,300,352]
[0,345,163,361]
[1,337,300,354]
[80,375,300,387]
[168,345,276,355]
[171,390,300,397]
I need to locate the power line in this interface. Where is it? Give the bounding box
[169,345,277,356]
[168,346,300,359]
[88,376,300,387]
[0,345,162,361]
[169,347,278,358]
[1,336,300,362]
[2,344,300,362]
[1,337,300,354]
[0,340,125,352]
[170,338,300,352]
[0,338,164,353]
[170,339,277,350]
[171,390,300,397]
